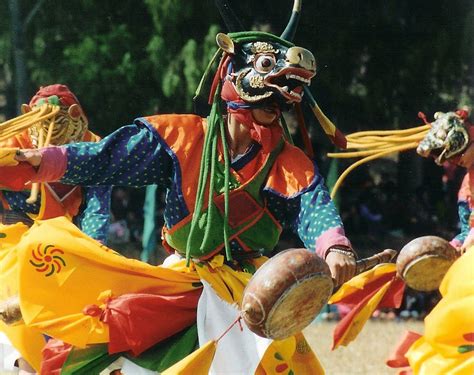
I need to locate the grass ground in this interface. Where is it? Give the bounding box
[305,320,424,374]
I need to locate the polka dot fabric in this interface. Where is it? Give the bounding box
[3,186,111,242]
[58,120,346,253]
[454,200,471,244]
[3,190,40,213]
[74,185,112,243]
[62,124,172,189]
[295,173,344,250]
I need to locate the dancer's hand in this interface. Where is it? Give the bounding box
[14,149,42,167]
[460,233,474,254]
[326,247,357,286]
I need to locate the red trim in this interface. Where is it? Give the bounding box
[101,290,202,355]
[386,331,422,369]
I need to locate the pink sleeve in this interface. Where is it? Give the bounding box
[450,238,462,249]
[31,146,68,182]
[315,226,353,258]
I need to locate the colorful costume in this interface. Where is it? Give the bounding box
[0,85,110,241]
[451,171,474,248]
[1,2,356,373]
[329,110,474,374]
[0,85,111,372]
[13,74,347,375]
[404,112,474,373]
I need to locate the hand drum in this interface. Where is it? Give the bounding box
[396,236,457,292]
[241,248,333,340]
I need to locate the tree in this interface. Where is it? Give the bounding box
[2,0,472,139]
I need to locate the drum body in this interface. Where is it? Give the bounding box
[396,236,457,292]
[241,248,333,340]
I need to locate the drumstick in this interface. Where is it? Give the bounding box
[355,248,398,275]
[25,126,44,204]
[26,117,55,204]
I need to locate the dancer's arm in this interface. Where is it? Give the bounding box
[75,185,112,243]
[15,124,173,188]
[295,171,356,286]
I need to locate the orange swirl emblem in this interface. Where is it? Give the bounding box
[30,243,66,277]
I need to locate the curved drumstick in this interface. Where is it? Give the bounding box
[26,117,55,204]
[355,248,398,274]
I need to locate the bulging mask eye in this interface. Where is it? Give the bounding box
[254,54,276,73]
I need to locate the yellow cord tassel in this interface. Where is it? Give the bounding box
[328,124,431,198]
[0,104,60,142]
[0,103,59,203]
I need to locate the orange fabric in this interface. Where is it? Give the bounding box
[146,114,315,202]
[330,269,399,307]
[35,184,82,220]
[265,142,315,197]
[0,163,37,191]
[329,265,405,349]
[82,130,101,142]
[145,114,205,211]
[332,280,392,349]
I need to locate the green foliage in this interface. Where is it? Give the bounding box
[1,0,472,139]
[3,0,220,134]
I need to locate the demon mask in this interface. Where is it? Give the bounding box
[22,84,88,147]
[416,110,471,165]
[217,32,316,107]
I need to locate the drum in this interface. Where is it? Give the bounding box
[241,248,333,340]
[396,236,458,292]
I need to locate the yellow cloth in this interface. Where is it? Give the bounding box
[194,254,265,305]
[0,223,45,371]
[16,217,200,347]
[328,263,397,349]
[0,148,19,166]
[16,217,324,374]
[334,279,392,349]
[161,340,217,375]
[329,263,396,303]
[406,249,474,374]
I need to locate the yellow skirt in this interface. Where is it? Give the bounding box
[406,249,474,374]
[15,217,324,374]
[0,223,46,371]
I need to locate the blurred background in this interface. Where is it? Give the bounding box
[1,0,473,325]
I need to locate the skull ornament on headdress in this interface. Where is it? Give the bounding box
[416,110,471,165]
[24,84,88,147]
